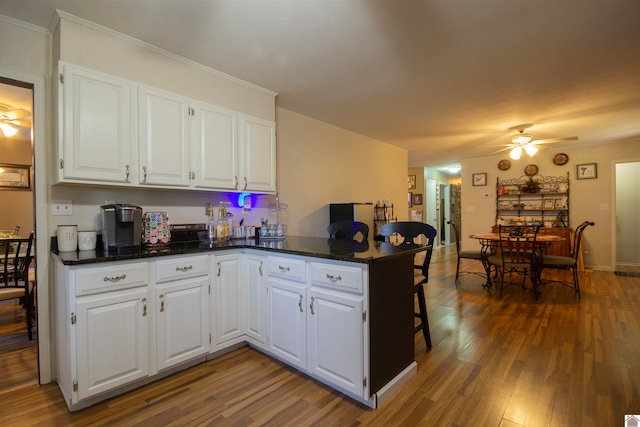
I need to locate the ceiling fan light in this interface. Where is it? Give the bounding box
[512,133,533,144]
[0,123,17,137]
[524,144,538,156]
[510,146,522,160]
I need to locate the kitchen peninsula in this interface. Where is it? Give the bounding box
[52,236,425,411]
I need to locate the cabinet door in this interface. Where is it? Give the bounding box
[269,277,306,370]
[245,253,267,346]
[138,86,191,187]
[307,287,364,398]
[75,288,149,400]
[192,101,239,190]
[156,276,209,371]
[212,254,245,349]
[240,115,276,193]
[60,63,134,183]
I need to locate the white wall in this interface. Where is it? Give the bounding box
[276,108,408,237]
[461,139,640,271]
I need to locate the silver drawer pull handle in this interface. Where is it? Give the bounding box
[103,274,126,282]
[326,274,342,281]
[159,294,165,312]
[259,261,263,276]
[310,296,315,315]
[176,265,193,272]
[142,298,147,316]
[298,295,303,312]
[279,265,291,272]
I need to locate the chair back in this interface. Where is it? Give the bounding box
[571,221,595,261]
[497,225,541,265]
[447,220,461,254]
[1,232,34,289]
[380,222,437,279]
[327,220,369,242]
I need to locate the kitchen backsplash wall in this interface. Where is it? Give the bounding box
[49,184,275,235]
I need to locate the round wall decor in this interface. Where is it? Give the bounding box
[498,159,511,171]
[524,164,539,176]
[553,153,569,166]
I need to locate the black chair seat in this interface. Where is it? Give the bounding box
[459,250,482,260]
[447,220,486,285]
[540,221,595,297]
[542,255,575,267]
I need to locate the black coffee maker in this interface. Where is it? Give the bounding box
[101,204,142,252]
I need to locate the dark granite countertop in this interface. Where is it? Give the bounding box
[52,236,428,266]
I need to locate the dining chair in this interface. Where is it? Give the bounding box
[327,220,369,242]
[379,221,436,349]
[447,220,486,285]
[0,231,36,339]
[487,225,542,299]
[540,221,595,298]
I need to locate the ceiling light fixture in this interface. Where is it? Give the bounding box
[447,166,461,173]
[524,144,538,157]
[509,146,522,160]
[512,133,532,144]
[0,123,18,137]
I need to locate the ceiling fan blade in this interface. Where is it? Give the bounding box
[0,118,30,128]
[532,136,579,144]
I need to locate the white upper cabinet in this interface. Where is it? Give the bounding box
[192,101,239,190]
[58,62,135,184]
[58,62,276,193]
[138,86,191,187]
[241,115,276,193]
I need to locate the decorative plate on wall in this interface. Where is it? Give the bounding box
[524,164,539,176]
[498,159,511,171]
[553,153,569,166]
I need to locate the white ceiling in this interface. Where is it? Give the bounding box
[1,0,639,169]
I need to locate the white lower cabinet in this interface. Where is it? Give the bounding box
[55,251,369,410]
[245,252,268,346]
[269,277,307,370]
[267,255,366,399]
[75,287,150,401]
[307,287,364,397]
[211,253,245,350]
[155,276,209,371]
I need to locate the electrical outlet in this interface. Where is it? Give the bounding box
[51,200,73,216]
[600,204,609,210]
[466,206,475,212]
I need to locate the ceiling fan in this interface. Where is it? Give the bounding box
[0,102,31,137]
[501,124,578,160]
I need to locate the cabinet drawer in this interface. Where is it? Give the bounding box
[155,255,209,283]
[75,262,148,296]
[310,262,363,294]
[267,256,306,283]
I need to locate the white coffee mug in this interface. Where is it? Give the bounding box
[57,225,78,252]
[78,230,97,251]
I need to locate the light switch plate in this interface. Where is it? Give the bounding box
[51,200,73,216]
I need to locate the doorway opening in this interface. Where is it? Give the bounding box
[615,160,640,274]
[0,76,38,388]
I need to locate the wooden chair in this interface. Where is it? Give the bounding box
[327,220,369,242]
[447,220,486,285]
[379,221,436,349]
[487,225,542,299]
[541,221,595,298]
[0,231,36,339]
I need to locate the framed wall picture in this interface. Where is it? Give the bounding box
[413,193,423,205]
[577,163,597,180]
[408,192,413,208]
[472,173,487,186]
[408,174,416,189]
[0,163,31,190]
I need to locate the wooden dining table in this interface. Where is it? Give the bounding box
[468,233,565,290]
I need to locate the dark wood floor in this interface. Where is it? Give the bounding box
[2,246,640,426]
